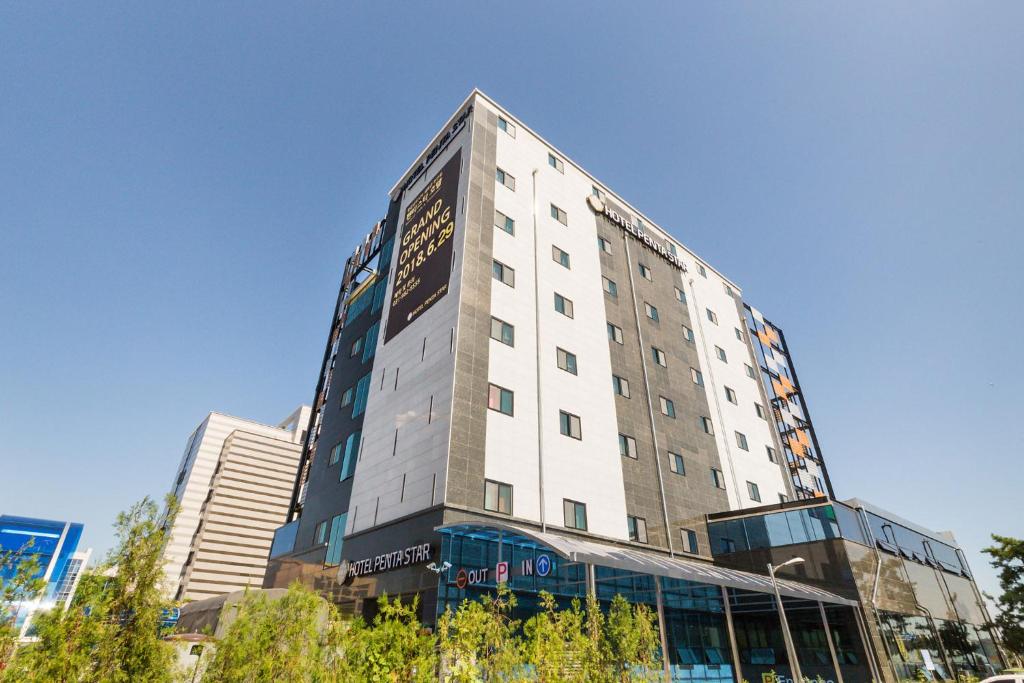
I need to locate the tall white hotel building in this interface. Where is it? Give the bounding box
[263,91,1002,683]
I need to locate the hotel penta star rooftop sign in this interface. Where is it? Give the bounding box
[587,194,686,271]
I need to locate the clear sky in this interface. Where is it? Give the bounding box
[2,3,1021,602]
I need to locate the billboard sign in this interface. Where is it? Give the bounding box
[384,150,462,344]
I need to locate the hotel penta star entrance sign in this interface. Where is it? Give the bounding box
[384,150,462,343]
[587,194,686,271]
[336,543,434,584]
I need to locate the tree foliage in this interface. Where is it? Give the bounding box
[202,584,329,682]
[437,584,523,681]
[4,494,666,682]
[0,544,46,668]
[2,495,179,683]
[983,534,1024,661]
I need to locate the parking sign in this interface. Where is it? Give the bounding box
[496,561,509,584]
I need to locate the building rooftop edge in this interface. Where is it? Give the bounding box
[843,497,959,548]
[204,405,310,434]
[387,88,743,293]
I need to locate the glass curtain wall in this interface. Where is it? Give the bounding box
[437,530,872,683]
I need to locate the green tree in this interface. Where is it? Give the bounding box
[355,594,438,683]
[91,496,179,682]
[603,594,661,682]
[522,591,607,683]
[3,495,179,683]
[437,584,524,682]
[983,534,1024,664]
[202,583,332,682]
[1,574,108,682]
[0,543,45,668]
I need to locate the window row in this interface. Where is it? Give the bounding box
[494,170,567,228]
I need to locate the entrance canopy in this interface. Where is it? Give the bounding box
[437,521,857,607]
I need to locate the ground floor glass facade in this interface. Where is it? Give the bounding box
[437,527,871,683]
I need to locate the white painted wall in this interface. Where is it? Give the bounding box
[481,96,630,540]
[684,273,790,509]
[476,91,788,516]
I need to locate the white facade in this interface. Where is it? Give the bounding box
[337,91,796,553]
[485,111,631,539]
[163,405,310,598]
[475,93,789,532]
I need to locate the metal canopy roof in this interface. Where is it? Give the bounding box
[437,521,858,607]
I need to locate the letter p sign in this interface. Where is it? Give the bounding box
[495,561,509,585]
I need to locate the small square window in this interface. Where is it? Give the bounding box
[698,264,708,278]
[706,308,718,325]
[627,516,648,543]
[766,446,777,463]
[559,410,582,439]
[669,452,685,475]
[497,117,515,137]
[725,283,735,297]
[747,481,761,503]
[340,386,354,408]
[328,441,342,466]
[492,259,515,287]
[711,468,726,489]
[645,303,659,322]
[735,431,749,451]
[724,387,737,404]
[659,396,676,418]
[715,346,728,363]
[602,277,618,297]
[550,203,568,225]
[745,364,756,379]
[735,327,743,341]
[639,263,652,281]
[315,520,328,545]
[554,293,574,318]
[612,375,630,398]
[598,236,612,254]
[490,317,515,347]
[548,153,564,173]
[556,347,578,375]
[681,528,699,554]
[682,325,695,343]
[488,383,514,416]
[652,347,667,367]
[494,209,515,235]
[349,336,363,357]
[619,433,637,458]
[691,368,704,387]
[485,480,513,515]
[701,416,715,435]
[755,403,766,419]
[563,499,587,530]
[674,287,686,304]
[607,322,623,344]
[552,245,571,269]
[496,167,516,191]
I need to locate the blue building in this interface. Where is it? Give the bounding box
[0,515,91,639]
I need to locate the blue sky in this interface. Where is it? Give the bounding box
[1,3,1021,602]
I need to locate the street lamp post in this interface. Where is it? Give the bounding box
[768,557,805,683]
